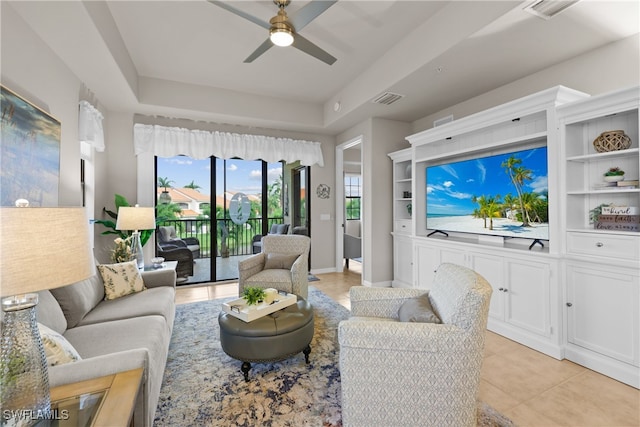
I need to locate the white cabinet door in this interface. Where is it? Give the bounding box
[440,247,466,266]
[566,263,639,366]
[469,253,505,322]
[393,235,414,287]
[415,243,438,288]
[415,242,466,288]
[504,259,551,337]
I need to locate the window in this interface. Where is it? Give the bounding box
[345,175,361,220]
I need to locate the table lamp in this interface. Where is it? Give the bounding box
[0,207,93,425]
[115,205,155,269]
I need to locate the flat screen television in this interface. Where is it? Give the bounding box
[426,146,549,241]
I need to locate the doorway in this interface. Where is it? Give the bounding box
[291,165,311,268]
[335,137,363,273]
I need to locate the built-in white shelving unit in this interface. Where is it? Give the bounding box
[389,85,640,388]
[558,86,639,388]
[389,148,413,287]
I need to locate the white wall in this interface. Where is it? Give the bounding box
[413,35,640,134]
[337,118,410,286]
[1,3,84,207]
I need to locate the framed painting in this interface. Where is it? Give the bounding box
[1,85,61,206]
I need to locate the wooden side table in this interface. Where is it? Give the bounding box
[48,368,143,427]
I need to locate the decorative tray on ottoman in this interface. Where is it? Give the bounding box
[223,291,297,322]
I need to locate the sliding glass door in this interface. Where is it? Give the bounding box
[156,156,285,284]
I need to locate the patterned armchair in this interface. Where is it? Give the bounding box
[338,263,493,427]
[238,234,310,300]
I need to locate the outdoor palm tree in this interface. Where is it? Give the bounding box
[184,180,201,190]
[267,174,283,217]
[158,177,174,191]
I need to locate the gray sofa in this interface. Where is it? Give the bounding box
[36,265,177,427]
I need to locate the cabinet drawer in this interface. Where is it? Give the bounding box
[395,220,412,233]
[567,232,639,260]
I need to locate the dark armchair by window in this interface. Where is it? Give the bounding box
[252,223,290,254]
[156,232,194,279]
[158,226,200,259]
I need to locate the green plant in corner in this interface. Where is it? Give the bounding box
[242,287,266,306]
[94,194,166,247]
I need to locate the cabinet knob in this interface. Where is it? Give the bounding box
[595,242,604,247]
[503,288,508,292]
[498,287,504,291]
[566,302,573,307]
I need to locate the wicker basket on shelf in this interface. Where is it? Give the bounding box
[592,130,631,153]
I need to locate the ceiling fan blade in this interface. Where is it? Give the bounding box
[207,0,270,30]
[289,0,337,31]
[292,33,337,65]
[244,39,274,63]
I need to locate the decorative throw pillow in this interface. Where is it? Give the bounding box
[264,253,299,270]
[37,323,82,366]
[97,260,146,300]
[398,293,442,323]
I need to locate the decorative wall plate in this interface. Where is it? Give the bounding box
[316,184,330,199]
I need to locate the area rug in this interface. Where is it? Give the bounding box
[308,273,320,282]
[154,287,515,427]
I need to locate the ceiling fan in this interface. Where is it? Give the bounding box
[208,0,337,65]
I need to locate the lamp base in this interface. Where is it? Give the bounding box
[1,294,51,426]
[130,231,144,270]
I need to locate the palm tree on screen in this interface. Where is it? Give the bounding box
[501,156,532,227]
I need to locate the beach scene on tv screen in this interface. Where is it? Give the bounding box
[426,146,549,240]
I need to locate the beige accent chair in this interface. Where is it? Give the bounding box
[238,234,310,300]
[338,263,493,427]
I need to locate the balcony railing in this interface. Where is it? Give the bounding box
[157,217,286,258]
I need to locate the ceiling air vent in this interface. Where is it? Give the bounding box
[523,0,580,20]
[371,92,404,106]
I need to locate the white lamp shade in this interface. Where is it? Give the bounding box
[115,206,155,231]
[0,207,94,297]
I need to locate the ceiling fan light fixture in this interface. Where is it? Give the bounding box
[270,26,294,47]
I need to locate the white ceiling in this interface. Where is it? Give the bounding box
[9,0,639,135]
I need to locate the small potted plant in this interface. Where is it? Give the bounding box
[589,203,612,224]
[603,167,625,182]
[242,287,266,307]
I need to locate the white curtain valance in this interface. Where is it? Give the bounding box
[133,124,324,167]
[78,101,105,152]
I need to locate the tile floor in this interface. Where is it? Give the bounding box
[174,262,640,426]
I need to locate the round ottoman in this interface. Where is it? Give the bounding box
[218,298,314,381]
